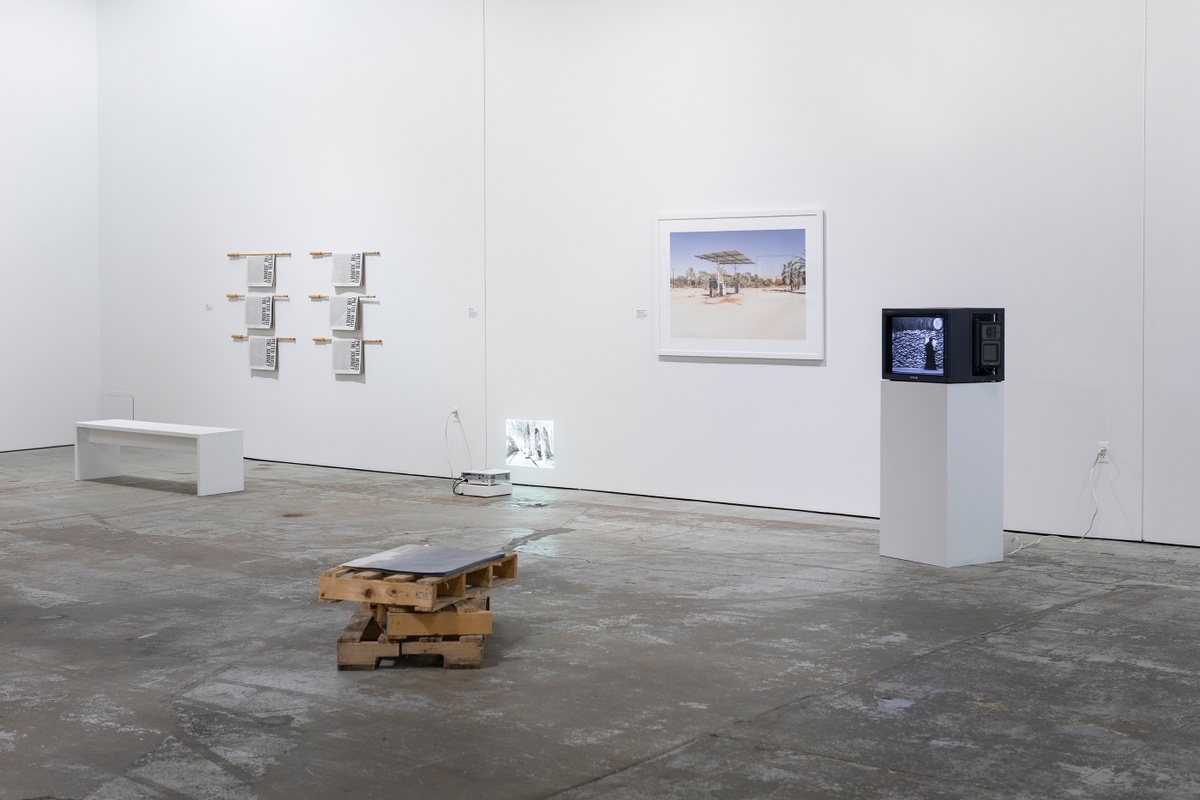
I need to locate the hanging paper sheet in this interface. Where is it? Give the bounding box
[246,255,276,288]
[332,338,362,374]
[249,336,277,371]
[332,252,363,287]
[245,295,273,329]
[330,295,360,330]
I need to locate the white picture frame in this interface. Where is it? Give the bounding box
[657,211,825,361]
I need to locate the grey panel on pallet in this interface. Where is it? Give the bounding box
[341,544,506,576]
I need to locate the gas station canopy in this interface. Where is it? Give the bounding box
[695,250,755,265]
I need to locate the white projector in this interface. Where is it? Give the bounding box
[458,468,513,497]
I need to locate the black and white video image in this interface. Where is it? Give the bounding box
[890,316,944,375]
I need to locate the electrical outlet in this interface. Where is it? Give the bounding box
[451,406,460,420]
[1098,442,1110,463]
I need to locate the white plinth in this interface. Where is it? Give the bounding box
[879,381,1004,567]
[459,483,513,497]
[75,419,244,496]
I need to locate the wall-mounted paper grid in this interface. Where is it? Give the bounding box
[332,252,363,287]
[245,295,273,329]
[246,255,275,287]
[332,339,362,374]
[330,295,359,330]
[249,336,277,371]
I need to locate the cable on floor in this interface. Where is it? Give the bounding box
[1006,450,1103,555]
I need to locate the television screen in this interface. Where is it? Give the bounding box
[889,315,945,377]
[882,308,1003,383]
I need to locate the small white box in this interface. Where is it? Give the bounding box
[459,482,513,497]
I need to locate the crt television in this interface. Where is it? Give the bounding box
[882,308,1004,383]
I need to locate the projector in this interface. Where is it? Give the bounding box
[458,468,513,497]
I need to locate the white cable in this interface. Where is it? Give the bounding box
[1007,450,1103,555]
[443,409,476,491]
[1006,533,1047,556]
[444,411,457,480]
[1069,453,1103,544]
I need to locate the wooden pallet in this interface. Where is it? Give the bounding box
[319,553,517,612]
[337,603,485,670]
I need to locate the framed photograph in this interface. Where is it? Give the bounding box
[657,211,825,360]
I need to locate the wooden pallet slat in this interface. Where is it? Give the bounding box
[454,597,487,613]
[337,638,400,669]
[400,637,484,669]
[418,571,467,601]
[319,552,517,611]
[319,568,437,608]
[386,609,493,637]
[337,601,375,641]
[337,603,401,670]
[465,563,494,588]
[493,553,518,582]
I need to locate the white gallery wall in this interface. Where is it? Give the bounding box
[95,0,486,476]
[0,0,101,451]
[484,0,1147,539]
[1144,0,1200,546]
[6,1,1198,545]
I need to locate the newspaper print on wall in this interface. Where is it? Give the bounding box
[330,295,360,330]
[332,338,362,374]
[332,252,364,287]
[245,295,273,329]
[249,336,277,371]
[246,254,276,288]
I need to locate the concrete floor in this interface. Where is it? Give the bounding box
[2,447,1200,799]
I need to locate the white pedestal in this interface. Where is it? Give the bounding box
[879,381,1004,567]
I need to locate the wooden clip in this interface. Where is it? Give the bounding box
[309,294,329,300]
[363,339,383,344]
[309,251,380,256]
[227,252,291,258]
[357,295,377,299]
[277,337,296,342]
[272,294,289,299]
[226,293,245,299]
[231,334,248,340]
[313,337,332,343]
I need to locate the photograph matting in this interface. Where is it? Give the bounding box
[657,211,825,361]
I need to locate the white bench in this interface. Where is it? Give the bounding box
[75,419,244,496]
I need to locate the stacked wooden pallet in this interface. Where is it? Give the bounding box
[319,551,517,670]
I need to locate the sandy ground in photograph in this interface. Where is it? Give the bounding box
[670,287,806,340]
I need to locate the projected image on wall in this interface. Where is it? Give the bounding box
[505,419,554,469]
[669,228,807,340]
